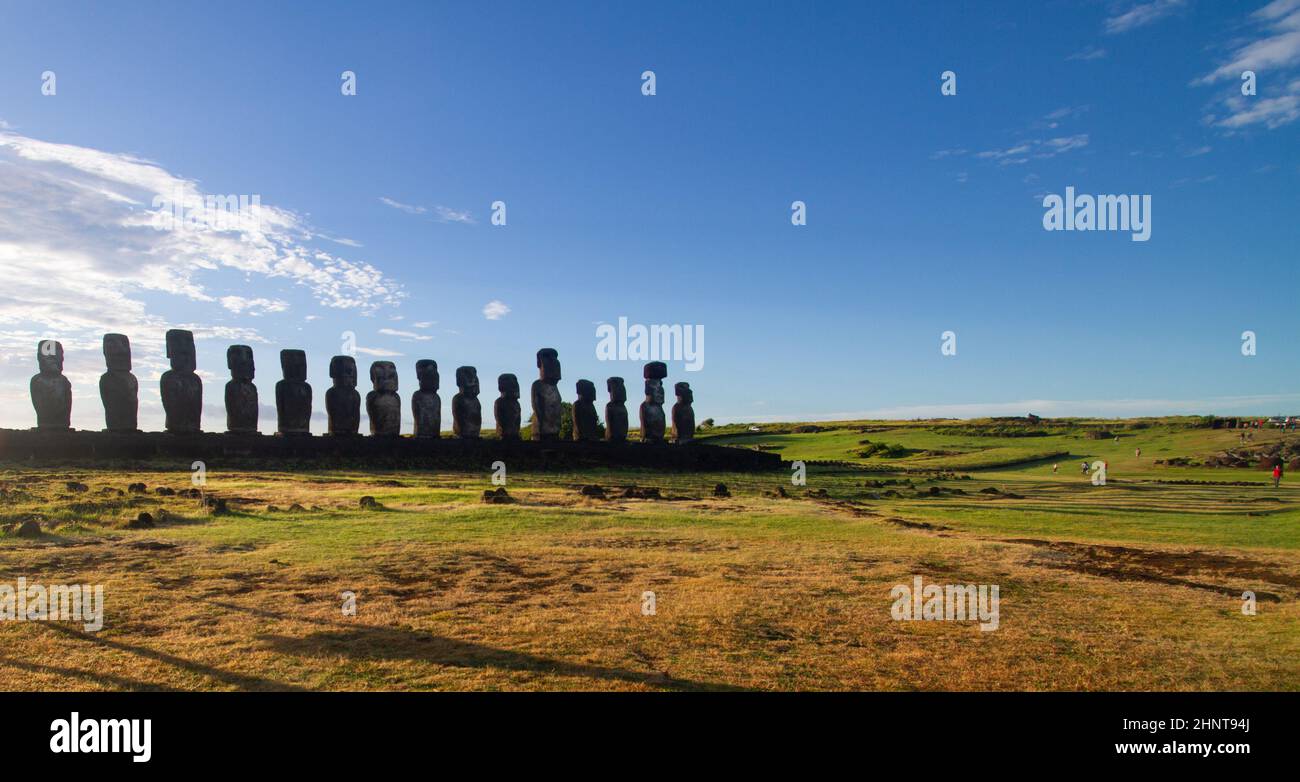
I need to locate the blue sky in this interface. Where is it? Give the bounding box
[1,0,1298,433]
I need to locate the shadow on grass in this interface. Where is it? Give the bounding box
[205,598,750,692]
[0,655,169,691]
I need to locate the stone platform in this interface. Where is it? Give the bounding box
[0,429,781,472]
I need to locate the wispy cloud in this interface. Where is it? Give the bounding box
[219,296,290,316]
[379,196,426,215]
[1104,0,1185,34]
[1196,1,1300,130]
[482,300,510,320]
[1066,45,1109,61]
[977,134,1089,165]
[380,197,476,224]
[378,327,432,341]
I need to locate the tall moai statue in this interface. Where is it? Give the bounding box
[100,334,138,432]
[604,377,628,443]
[573,379,600,442]
[494,373,521,440]
[411,359,441,438]
[276,349,312,435]
[161,329,202,433]
[224,345,258,433]
[531,348,563,441]
[639,361,668,443]
[326,355,361,435]
[672,381,696,443]
[367,360,401,436]
[30,339,72,431]
[452,366,482,439]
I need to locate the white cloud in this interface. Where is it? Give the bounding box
[380,197,475,224]
[977,134,1089,165]
[220,296,290,316]
[411,321,435,328]
[1104,0,1184,35]
[379,196,427,215]
[355,346,404,358]
[434,206,475,224]
[1196,2,1300,130]
[1066,45,1108,61]
[378,327,432,341]
[482,300,510,320]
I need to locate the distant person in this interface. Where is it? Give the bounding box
[1275,463,1284,489]
[1081,461,1089,475]
[1052,463,1058,474]
[1114,435,1119,443]
[1135,448,1141,458]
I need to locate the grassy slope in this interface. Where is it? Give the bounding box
[1,417,1298,691]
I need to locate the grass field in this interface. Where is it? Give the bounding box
[2,417,1298,691]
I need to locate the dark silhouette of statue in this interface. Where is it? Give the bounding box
[31,339,72,430]
[530,348,562,441]
[225,345,258,433]
[367,361,401,436]
[452,366,482,439]
[161,329,202,433]
[672,381,695,443]
[495,373,521,440]
[412,359,440,438]
[100,334,138,432]
[573,379,600,441]
[639,361,667,443]
[276,349,312,435]
[604,377,627,443]
[326,356,360,435]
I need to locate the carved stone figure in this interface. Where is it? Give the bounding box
[366,361,401,436]
[161,329,202,433]
[604,377,628,443]
[530,348,563,441]
[672,381,695,443]
[224,345,258,433]
[573,379,600,442]
[326,356,361,435]
[639,361,667,443]
[494,373,521,440]
[452,366,482,439]
[100,334,138,432]
[411,359,441,438]
[276,349,312,435]
[31,339,72,430]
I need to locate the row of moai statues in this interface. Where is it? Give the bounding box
[29,332,696,442]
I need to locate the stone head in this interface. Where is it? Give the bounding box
[227,345,255,380]
[645,378,664,405]
[416,359,439,392]
[498,373,519,399]
[37,340,64,374]
[370,361,398,392]
[576,379,596,402]
[643,361,668,381]
[456,366,479,396]
[165,329,196,372]
[330,355,357,387]
[675,381,693,405]
[103,334,132,372]
[536,348,561,383]
[607,377,626,403]
[280,349,307,381]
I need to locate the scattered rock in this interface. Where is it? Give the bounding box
[266,505,282,513]
[65,481,89,493]
[571,582,595,593]
[287,503,306,513]
[128,512,155,529]
[359,496,382,510]
[713,483,731,498]
[979,487,1001,495]
[16,519,41,538]
[209,498,229,515]
[155,487,176,496]
[127,482,147,494]
[481,488,513,504]
[579,485,606,498]
[808,488,829,498]
[621,486,662,500]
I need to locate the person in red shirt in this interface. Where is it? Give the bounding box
[1274,463,1284,489]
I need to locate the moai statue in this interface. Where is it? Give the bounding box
[411,359,441,438]
[672,381,696,443]
[161,329,202,433]
[494,373,521,440]
[224,345,258,433]
[452,366,482,439]
[326,356,361,435]
[530,348,563,441]
[276,349,312,435]
[604,377,628,443]
[30,339,72,431]
[573,379,600,442]
[100,334,138,432]
[366,361,401,435]
[639,361,668,443]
